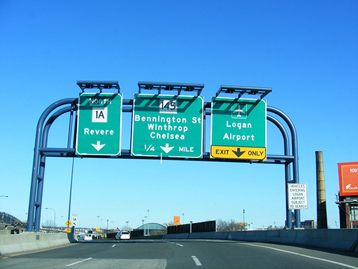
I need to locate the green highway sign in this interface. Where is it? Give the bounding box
[76,93,122,156]
[131,94,204,158]
[210,97,267,160]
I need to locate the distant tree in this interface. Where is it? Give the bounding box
[162,221,173,227]
[44,219,54,227]
[217,219,244,231]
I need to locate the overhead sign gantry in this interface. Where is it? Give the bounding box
[27,80,302,232]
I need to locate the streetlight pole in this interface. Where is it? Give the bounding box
[126,221,129,231]
[147,209,150,236]
[144,216,147,236]
[243,209,245,230]
[46,207,56,228]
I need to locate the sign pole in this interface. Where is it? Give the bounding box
[67,157,75,230]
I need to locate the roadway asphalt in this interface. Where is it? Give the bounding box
[1,239,358,269]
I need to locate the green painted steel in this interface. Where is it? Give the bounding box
[131,94,204,158]
[76,93,122,156]
[211,97,267,148]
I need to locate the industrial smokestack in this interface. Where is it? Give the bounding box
[316,151,328,229]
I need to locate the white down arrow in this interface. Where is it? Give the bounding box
[160,144,174,154]
[92,141,105,151]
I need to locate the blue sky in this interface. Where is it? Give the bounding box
[1,0,357,230]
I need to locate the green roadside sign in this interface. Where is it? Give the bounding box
[76,93,122,156]
[211,97,267,160]
[131,94,204,158]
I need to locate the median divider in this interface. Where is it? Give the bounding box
[165,233,189,240]
[67,226,78,243]
[163,229,358,252]
[293,229,358,251]
[0,232,71,255]
[211,231,228,240]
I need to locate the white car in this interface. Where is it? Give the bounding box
[120,231,130,240]
[78,234,92,241]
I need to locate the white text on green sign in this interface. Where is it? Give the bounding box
[131,94,204,158]
[211,98,266,159]
[76,93,122,156]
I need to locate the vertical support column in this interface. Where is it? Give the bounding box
[268,106,300,228]
[338,202,348,228]
[316,151,328,229]
[346,203,351,229]
[267,114,293,228]
[34,106,74,231]
[27,98,77,232]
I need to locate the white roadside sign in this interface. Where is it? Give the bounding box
[72,214,78,226]
[288,184,308,210]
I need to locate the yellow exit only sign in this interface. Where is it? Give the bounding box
[211,146,266,160]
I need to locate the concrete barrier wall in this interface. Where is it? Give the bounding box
[3,229,358,255]
[163,229,358,252]
[0,232,71,255]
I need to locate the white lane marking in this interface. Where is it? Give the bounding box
[168,241,184,247]
[66,257,93,267]
[191,256,202,266]
[242,243,358,269]
[112,244,116,247]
